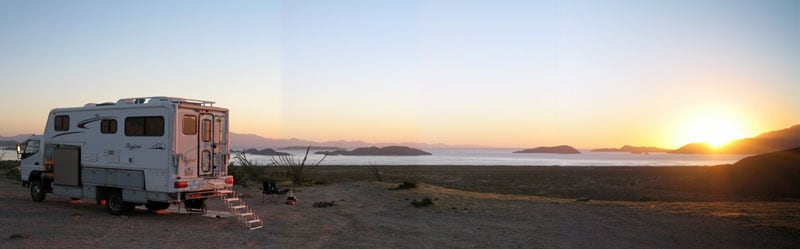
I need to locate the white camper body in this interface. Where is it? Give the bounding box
[18,97,233,215]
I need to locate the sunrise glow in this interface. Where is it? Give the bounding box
[679,114,748,148]
[0,1,798,150]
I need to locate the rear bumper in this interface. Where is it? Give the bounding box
[171,176,233,200]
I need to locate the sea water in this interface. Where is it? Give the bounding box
[1,148,751,166]
[238,148,752,166]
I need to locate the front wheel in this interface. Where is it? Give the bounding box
[30,180,46,202]
[106,191,134,215]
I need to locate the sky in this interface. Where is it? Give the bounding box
[1,0,798,149]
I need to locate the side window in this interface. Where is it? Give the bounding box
[100,119,117,134]
[183,115,197,135]
[125,116,164,137]
[20,139,40,159]
[54,115,69,131]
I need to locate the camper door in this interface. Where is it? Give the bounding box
[176,110,226,178]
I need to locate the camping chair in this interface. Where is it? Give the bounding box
[261,180,290,203]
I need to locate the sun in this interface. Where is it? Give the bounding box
[681,115,746,148]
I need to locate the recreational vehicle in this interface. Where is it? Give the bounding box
[18,97,233,215]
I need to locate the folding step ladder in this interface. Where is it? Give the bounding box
[215,186,263,230]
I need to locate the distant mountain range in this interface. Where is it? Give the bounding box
[4,123,799,154]
[228,132,485,150]
[671,124,800,154]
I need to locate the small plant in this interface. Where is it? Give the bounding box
[369,163,383,182]
[228,151,275,187]
[271,145,326,186]
[1,160,20,180]
[233,151,255,167]
[411,197,433,207]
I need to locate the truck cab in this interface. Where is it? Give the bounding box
[17,136,48,191]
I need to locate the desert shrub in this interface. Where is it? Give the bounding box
[411,197,433,207]
[272,146,326,186]
[228,152,276,187]
[395,180,418,190]
[1,160,20,180]
[369,163,383,182]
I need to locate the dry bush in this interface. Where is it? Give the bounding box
[271,146,326,186]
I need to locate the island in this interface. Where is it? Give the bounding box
[668,143,716,154]
[513,145,581,154]
[279,146,346,151]
[240,148,291,156]
[591,145,669,154]
[316,146,432,156]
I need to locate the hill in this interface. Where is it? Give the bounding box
[317,146,432,156]
[725,147,800,198]
[513,145,580,154]
[722,124,800,154]
[670,124,800,154]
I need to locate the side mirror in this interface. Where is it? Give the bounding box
[16,144,22,160]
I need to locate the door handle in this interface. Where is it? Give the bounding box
[35,162,40,165]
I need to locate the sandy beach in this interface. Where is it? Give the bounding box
[2,165,799,248]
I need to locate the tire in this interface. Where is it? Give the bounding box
[30,180,46,202]
[145,202,171,212]
[106,191,134,215]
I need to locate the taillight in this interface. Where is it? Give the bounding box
[225,178,234,185]
[174,181,188,189]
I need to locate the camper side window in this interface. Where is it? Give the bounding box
[54,115,69,131]
[183,115,197,135]
[101,119,117,134]
[125,116,164,137]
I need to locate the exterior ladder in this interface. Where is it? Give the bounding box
[215,186,263,230]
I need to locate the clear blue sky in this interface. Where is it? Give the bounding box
[1,0,798,148]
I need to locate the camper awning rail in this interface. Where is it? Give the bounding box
[116,97,215,107]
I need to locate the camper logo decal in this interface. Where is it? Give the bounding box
[149,143,166,150]
[125,143,142,150]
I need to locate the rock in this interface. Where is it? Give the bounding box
[9,234,31,239]
[313,201,337,208]
[513,145,581,154]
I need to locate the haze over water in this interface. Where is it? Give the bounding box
[242,148,751,167]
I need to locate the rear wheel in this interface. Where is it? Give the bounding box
[106,191,134,215]
[145,202,171,212]
[30,180,46,202]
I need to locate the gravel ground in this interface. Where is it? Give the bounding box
[1,169,799,248]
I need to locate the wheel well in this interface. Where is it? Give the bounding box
[27,171,42,182]
[95,187,116,201]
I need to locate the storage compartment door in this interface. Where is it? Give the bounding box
[53,147,81,186]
